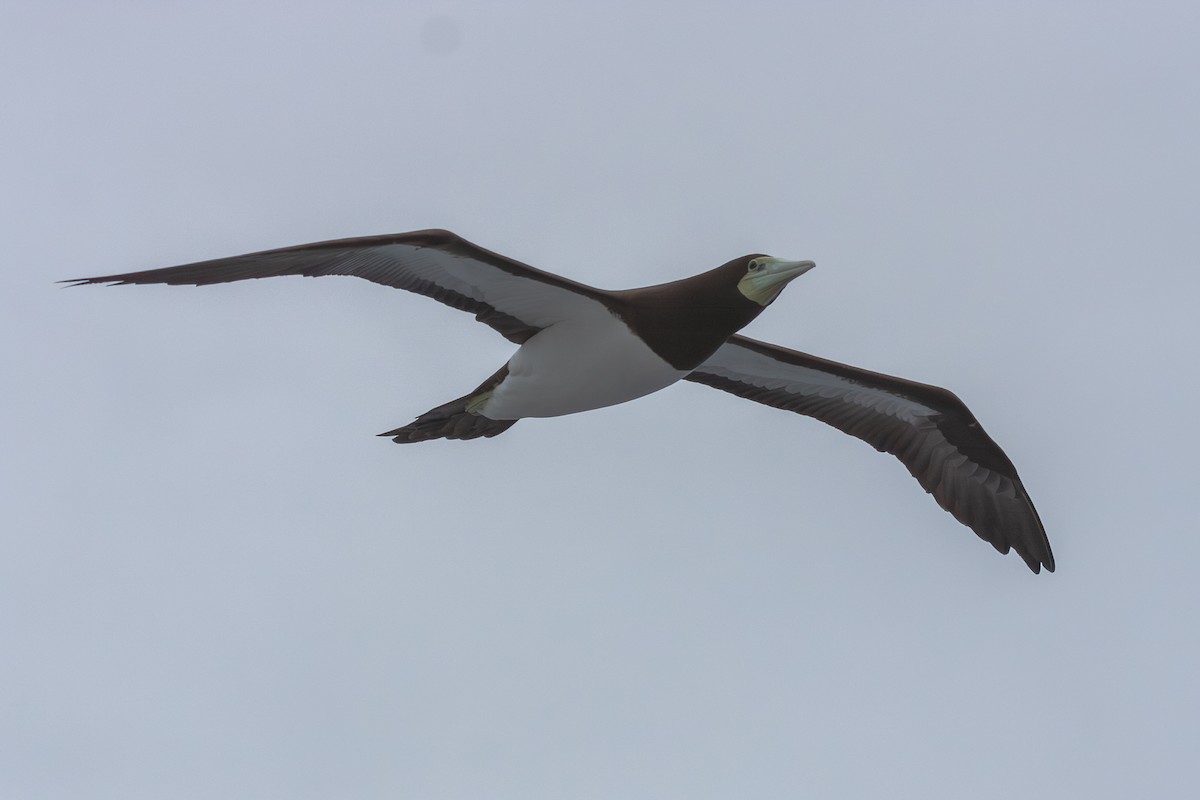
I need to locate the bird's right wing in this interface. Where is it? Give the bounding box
[63,229,612,344]
[685,335,1054,573]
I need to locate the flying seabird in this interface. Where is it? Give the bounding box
[65,229,1054,573]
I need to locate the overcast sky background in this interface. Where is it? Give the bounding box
[4,2,1199,798]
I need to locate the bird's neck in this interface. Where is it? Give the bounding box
[610,278,763,370]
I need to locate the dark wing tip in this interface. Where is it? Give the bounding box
[933,474,1054,575]
[59,277,114,287]
[1024,555,1054,575]
[1022,525,1055,574]
[1027,541,1056,574]
[56,267,220,287]
[1017,547,1053,574]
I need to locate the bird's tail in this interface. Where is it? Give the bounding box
[379,365,517,444]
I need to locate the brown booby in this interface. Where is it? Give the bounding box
[65,229,1054,573]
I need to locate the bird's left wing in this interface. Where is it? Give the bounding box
[685,334,1054,573]
[63,229,611,344]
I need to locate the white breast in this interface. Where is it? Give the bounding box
[480,306,687,420]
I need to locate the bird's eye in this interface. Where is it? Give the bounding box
[749,260,761,272]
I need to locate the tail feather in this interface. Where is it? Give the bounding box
[380,364,517,444]
[379,400,517,443]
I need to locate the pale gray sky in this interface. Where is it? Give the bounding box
[4,2,1199,798]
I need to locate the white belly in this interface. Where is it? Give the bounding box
[480,310,687,420]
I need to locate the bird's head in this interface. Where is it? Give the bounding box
[736,256,816,306]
